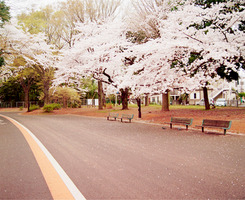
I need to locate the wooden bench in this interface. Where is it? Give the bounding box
[196,119,232,135]
[164,117,193,130]
[121,114,134,123]
[107,113,119,121]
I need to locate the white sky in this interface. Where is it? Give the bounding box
[5,0,67,17]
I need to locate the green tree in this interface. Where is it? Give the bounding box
[0,72,41,107]
[0,0,10,27]
[80,77,98,99]
[17,10,48,34]
[0,76,24,103]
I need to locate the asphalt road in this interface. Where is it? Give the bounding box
[1,112,245,199]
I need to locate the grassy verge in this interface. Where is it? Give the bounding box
[147,104,206,110]
[96,104,236,113]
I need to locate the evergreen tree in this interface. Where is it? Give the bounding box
[0,0,10,67]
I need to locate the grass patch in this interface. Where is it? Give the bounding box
[128,104,139,108]
[170,105,205,110]
[148,104,162,109]
[147,104,206,110]
[97,110,115,113]
[97,104,216,112]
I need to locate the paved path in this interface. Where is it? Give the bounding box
[1,112,245,199]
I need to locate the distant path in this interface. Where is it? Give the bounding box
[1,112,245,199]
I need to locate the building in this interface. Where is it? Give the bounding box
[149,70,245,106]
[189,70,245,105]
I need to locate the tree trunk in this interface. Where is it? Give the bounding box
[24,88,28,108]
[20,79,31,111]
[162,90,170,111]
[98,81,103,110]
[145,95,149,106]
[136,98,142,118]
[121,88,129,110]
[63,97,68,108]
[203,86,210,110]
[43,83,50,105]
[185,94,189,105]
[23,87,31,112]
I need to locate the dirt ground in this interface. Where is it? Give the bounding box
[4,105,243,135]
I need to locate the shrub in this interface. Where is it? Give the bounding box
[51,103,62,110]
[43,103,61,113]
[29,105,40,111]
[19,106,23,111]
[43,104,54,112]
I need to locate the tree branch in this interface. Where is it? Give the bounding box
[102,68,113,83]
[182,31,204,44]
[92,74,118,88]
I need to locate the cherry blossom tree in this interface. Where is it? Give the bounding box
[55,20,133,109]
[55,5,188,112]
[56,18,190,113]
[56,0,245,115]
[127,0,245,110]
[116,38,196,112]
[166,1,245,109]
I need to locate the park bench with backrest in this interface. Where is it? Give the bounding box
[121,114,134,123]
[196,119,232,135]
[107,113,119,121]
[164,117,193,130]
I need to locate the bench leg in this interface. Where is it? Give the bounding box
[224,129,226,135]
[186,125,188,130]
[170,123,172,129]
[202,127,204,132]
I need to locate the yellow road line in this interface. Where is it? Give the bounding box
[1,115,86,200]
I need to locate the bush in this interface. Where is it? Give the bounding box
[43,104,54,112]
[51,103,62,110]
[29,105,40,111]
[43,103,61,113]
[19,106,23,111]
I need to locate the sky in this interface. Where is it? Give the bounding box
[5,0,131,17]
[5,0,67,17]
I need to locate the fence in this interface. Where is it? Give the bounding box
[0,102,15,108]
[81,99,99,107]
[0,101,41,108]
